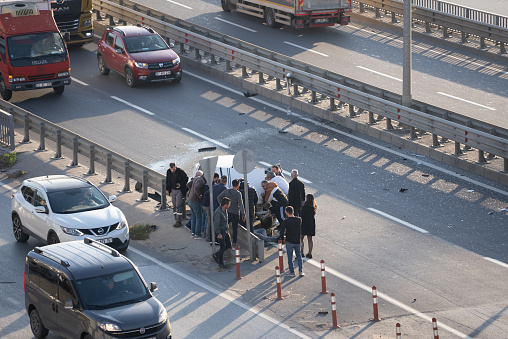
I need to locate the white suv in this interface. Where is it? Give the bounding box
[11,175,129,251]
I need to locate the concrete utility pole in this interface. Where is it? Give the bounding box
[402,0,412,107]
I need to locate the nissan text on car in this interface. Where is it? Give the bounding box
[97,24,182,87]
[11,175,130,251]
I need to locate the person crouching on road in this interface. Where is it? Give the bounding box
[213,197,231,269]
[279,206,304,277]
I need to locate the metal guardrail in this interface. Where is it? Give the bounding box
[0,109,15,150]
[356,0,508,52]
[93,0,508,172]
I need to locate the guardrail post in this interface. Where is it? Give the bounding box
[454,141,462,156]
[500,42,506,54]
[258,72,264,84]
[480,37,487,49]
[431,134,440,148]
[70,137,79,167]
[52,129,63,159]
[329,98,337,111]
[275,78,282,90]
[87,145,96,175]
[123,161,131,192]
[292,84,299,96]
[368,111,376,124]
[504,158,508,173]
[225,59,232,71]
[359,3,365,13]
[6,114,14,150]
[138,170,148,201]
[409,127,418,140]
[194,46,200,59]
[36,122,46,151]
[179,41,186,54]
[425,21,432,33]
[442,26,449,38]
[386,118,394,130]
[311,90,317,103]
[22,114,30,143]
[461,32,469,43]
[349,104,356,117]
[108,15,115,26]
[159,178,168,210]
[241,66,248,77]
[95,9,102,21]
[210,53,217,65]
[477,150,487,164]
[391,12,397,23]
[375,7,381,18]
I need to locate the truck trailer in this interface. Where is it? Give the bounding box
[221,0,351,28]
[0,0,71,100]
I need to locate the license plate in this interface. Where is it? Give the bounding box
[155,71,172,76]
[315,18,328,23]
[97,238,113,244]
[35,82,52,88]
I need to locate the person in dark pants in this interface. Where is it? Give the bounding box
[217,179,245,249]
[287,169,305,217]
[300,193,317,259]
[213,197,231,269]
[239,179,258,232]
[165,162,188,227]
[279,206,304,277]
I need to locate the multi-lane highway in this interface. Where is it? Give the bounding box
[1,1,508,337]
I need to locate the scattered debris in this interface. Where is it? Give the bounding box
[501,208,508,212]
[488,211,494,215]
[370,172,376,175]
[151,225,157,231]
[467,190,474,193]
[412,299,416,303]
[412,154,426,158]
[422,174,430,177]
[399,188,408,192]
[239,112,246,115]
[198,146,217,152]
[279,129,288,134]
[341,216,345,220]
[318,309,329,315]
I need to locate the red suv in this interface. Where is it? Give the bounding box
[97,25,182,87]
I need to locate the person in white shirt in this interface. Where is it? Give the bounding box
[266,171,289,196]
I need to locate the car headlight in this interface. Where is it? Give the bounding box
[172,57,180,66]
[60,226,84,236]
[116,219,128,230]
[97,320,122,332]
[134,62,149,69]
[158,307,168,324]
[83,19,92,28]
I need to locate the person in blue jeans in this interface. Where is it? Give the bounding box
[279,206,305,277]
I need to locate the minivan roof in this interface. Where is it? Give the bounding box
[30,240,133,280]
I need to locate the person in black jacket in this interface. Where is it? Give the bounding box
[287,169,305,217]
[166,162,188,227]
[279,206,304,277]
[300,194,317,259]
[239,179,258,232]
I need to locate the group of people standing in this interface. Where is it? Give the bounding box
[166,162,317,270]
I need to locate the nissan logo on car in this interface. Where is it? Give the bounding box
[97,228,104,235]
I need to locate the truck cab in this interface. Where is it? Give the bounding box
[0,0,71,100]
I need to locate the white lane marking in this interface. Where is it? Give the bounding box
[71,77,88,86]
[215,17,257,32]
[182,127,230,149]
[437,92,496,111]
[7,297,21,305]
[305,259,471,338]
[130,247,312,339]
[165,0,192,9]
[485,257,508,269]
[185,70,508,198]
[258,161,312,184]
[283,41,329,57]
[110,96,155,116]
[368,208,429,234]
[356,66,402,82]
[0,181,17,192]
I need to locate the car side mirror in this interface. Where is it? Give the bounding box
[34,206,47,214]
[64,299,74,309]
[150,282,158,292]
[169,43,174,48]
[108,195,117,203]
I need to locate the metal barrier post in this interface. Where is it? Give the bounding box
[275,266,283,300]
[275,78,282,90]
[329,98,337,111]
[52,130,63,159]
[278,240,284,273]
[454,141,462,155]
[431,133,440,148]
[225,60,232,71]
[123,161,131,192]
[104,153,113,183]
[22,114,30,143]
[331,293,339,328]
[241,66,248,77]
[140,170,148,201]
[478,150,487,164]
[396,323,401,339]
[372,286,380,321]
[36,122,46,151]
[69,137,79,167]
[320,260,328,294]
[386,118,394,130]
[258,71,264,84]
[432,318,439,339]
[235,246,242,280]
[349,104,356,117]
[87,146,96,175]
[504,158,508,173]
[159,178,168,210]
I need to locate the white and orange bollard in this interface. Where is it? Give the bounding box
[371,286,380,321]
[275,266,283,300]
[278,240,284,273]
[320,260,328,294]
[432,318,439,339]
[331,292,339,328]
[235,246,242,280]
[396,323,401,339]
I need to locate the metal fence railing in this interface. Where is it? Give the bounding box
[0,109,15,150]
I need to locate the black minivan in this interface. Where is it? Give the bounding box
[24,238,172,339]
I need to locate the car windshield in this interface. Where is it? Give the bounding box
[47,186,110,214]
[124,35,169,53]
[76,269,150,310]
[7,32,67,66]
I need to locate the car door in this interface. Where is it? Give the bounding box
[31,189,50,240]
[18,185,37,235]
[55,274,82,338]
[111,36,128,74]
[99,32,118,72]
[33,262,59,332]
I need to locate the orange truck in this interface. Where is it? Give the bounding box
[221,0,352,28]
[0,0,71,100]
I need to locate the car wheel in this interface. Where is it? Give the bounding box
[98,55,110,75]
[47,233,60,245]
[53,86,64,95]
[124,68,137,88]
[13,214,29,242]
[0,76,12,101]
[30,309,49,339]
[221,0,231,12]
[173,73,182,83]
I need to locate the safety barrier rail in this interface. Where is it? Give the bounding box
[0,109,15,150]
[93,0,508,173]
[356,0,508,52]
